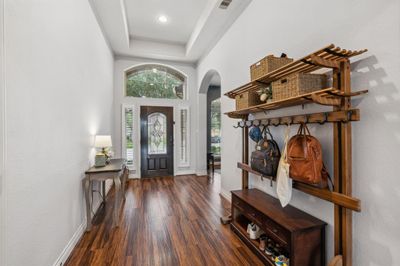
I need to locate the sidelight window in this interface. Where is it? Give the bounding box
[122,105,135,169]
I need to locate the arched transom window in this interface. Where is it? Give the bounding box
[125,64,186,99]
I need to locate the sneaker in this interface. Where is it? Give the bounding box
[265,247,273,256]
[247,223,253,234]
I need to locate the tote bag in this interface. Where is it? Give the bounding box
[276,125,292,207]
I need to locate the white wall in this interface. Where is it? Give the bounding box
[4,0,114,265]
[0,0,5,264]
[113,56,202,177]
[197,0,400,265]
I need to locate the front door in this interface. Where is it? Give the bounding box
[140,106,174,177]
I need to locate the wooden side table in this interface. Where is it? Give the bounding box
[84,158,128,231]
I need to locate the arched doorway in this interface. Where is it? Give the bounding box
[198,70,221,177]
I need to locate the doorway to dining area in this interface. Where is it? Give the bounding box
[207,82,221,174]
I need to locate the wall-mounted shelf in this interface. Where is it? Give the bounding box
[226,88,367,119]
[225,44,367,99]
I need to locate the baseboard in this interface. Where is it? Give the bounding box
[128,174,139,179]
[175,169,195,176]
[196,170,208,176]
[53,185,111,266]
[52,222,85,266]
[220,188,231,202]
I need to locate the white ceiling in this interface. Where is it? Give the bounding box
[90,0,252,63]
[126,0,208,45]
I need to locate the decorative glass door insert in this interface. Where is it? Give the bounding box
[148,112,167,154]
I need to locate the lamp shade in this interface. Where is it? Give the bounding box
[94,135,112,148]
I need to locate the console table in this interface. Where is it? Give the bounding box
[84,158,128,231]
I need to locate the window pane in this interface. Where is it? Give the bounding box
[180,109,188,164]
[148,112,167,154]
[126,65,185,99]
[125,107,134,165]
[210,98,221,156]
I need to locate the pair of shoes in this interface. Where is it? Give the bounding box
[247,223,264,240]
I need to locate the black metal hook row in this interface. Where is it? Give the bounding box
[232,110,354,129]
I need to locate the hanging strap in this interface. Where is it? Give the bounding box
[322,164,334,191]
[263,125,274,141]
[281,124,291,162]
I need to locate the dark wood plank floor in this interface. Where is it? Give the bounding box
[65,174,263,266]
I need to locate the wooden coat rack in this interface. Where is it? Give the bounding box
[224,44,367,266]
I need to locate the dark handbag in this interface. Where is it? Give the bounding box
[250,127,281,178]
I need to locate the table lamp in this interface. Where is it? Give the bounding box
[94,135,112,167]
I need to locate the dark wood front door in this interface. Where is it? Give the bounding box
[140,106,174,177]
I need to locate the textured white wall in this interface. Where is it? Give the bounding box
[4,0,114,265]
[197,0,400,264]
[113,57,202,177]
[0,0,5,264]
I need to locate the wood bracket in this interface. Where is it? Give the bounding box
[311,54,340,69]
[254,80,269,86]
[310,93,341,106]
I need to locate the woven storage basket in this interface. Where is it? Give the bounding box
[250,55,293,81]
[272,73,327,101]
[235,91,262,110]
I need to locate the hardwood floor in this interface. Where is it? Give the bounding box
[65,174,263,266]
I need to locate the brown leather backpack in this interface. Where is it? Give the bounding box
[287,123,330,188]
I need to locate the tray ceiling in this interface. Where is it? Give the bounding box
[89,0,252,62]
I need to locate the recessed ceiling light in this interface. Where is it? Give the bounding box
[158,15,168,24]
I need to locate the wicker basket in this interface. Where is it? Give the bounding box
[250,55,293,81]
[272,73,327,101]
[235,91,262,110]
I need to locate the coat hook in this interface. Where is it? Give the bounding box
[245,120,253,127]
[273,118,280,127]
[347,110,353,122]
[253,120,261,127]
[233,123,240,128]
[319,112,329,124]
[304,114,309,124]
[261,119,269,127]
[239,121,245,128]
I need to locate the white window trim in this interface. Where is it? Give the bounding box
[124,63,188,100]
[178,105,190,168]
[121,104,136,170]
